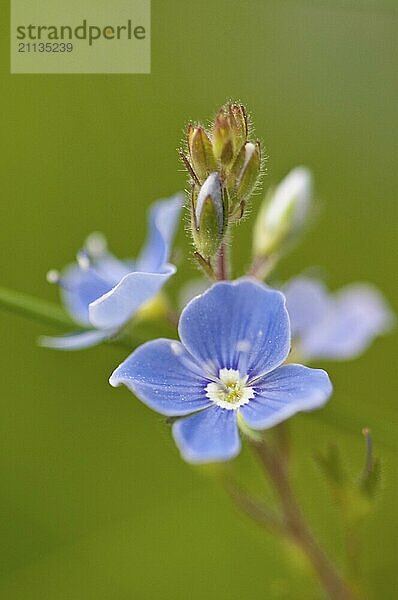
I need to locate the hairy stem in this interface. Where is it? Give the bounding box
[215,242,229,280]
[250,437,358,599]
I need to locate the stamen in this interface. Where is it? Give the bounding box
[205,368,254,410]
[46,269,74,291]
[85,232,107,258]
[77,250,91,270]
[46,269,60,284]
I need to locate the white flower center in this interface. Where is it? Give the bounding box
[205,368,254,410]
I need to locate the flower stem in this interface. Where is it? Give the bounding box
[215,242,229,280]
[250,436,358,599]
[0,285,77,330]
[223,477,285,537]
[0,285,140,350]
[247,254,278,281]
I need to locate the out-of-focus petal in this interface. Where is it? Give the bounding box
[178,279,290,379]
[283,276,331,338]
[89,265,176,329]
[302,283,395,360]
[172,406,240,463]
[60,264,113,327]
[136,195,183,272]
[239,364,332,429]
[109,338,212,416]
[82,231,132,285]
[38,329,113,350]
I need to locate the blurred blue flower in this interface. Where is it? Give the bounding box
[110,279,332,463]
[40,195,183,350]
[284,276,394,362]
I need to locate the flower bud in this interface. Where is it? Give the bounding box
[228,103,248,150]
[253,167,313,257]
[226,141,261,218]
[187,125,217,184]
[192,172,225,258]
[235,142,261,200]
[212,113,234,165]
[212,103,248,166]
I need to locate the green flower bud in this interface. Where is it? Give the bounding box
[228,103,248,151]
[212,103,248,166]
[191,172,225,258]
[253,167,313,257]
[226,141,261,219]
[235,141,261,200]
[212,112,234,165]
[187,125,217,184]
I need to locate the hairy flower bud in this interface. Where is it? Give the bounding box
[253,167,312,257]
[228,103,248,150]
[212,103,248,166]
[191,172,225,258]
[212,113,234,165]
[181,102,261,241]
[187,125,217,184]
[235,142,261,199]
[226,141,261,218]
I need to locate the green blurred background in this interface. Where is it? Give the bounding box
[0,0,397,597]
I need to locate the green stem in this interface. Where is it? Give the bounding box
[223,477,285,537]
[215,242,229,280]
[250,437,359,600]
[0,286,78,330]
[247,254,278,281]
[0,286,141,351]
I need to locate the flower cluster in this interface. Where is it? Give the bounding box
[181,102,261,261]
[40,102,393,464]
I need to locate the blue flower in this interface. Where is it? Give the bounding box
[40,195,183,350]
[110,279,332,463]
[284,276,394,362]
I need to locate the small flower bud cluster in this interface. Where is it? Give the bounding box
[181,102,262,259]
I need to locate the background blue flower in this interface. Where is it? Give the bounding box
[110,279,332,463]
[40,195,182,350]
[284,276,394,362]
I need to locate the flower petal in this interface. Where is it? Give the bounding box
[172,406,240,463]
[38,329,113,350]
[89,266,176,329]
[109,338,212,416]
[82,231,132,285]
[178,279,290,379]
[239,364,332,429]
[136,195,183,272]
[61,264,112,326]
[283,276,331,338]
[302,283,395,360]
